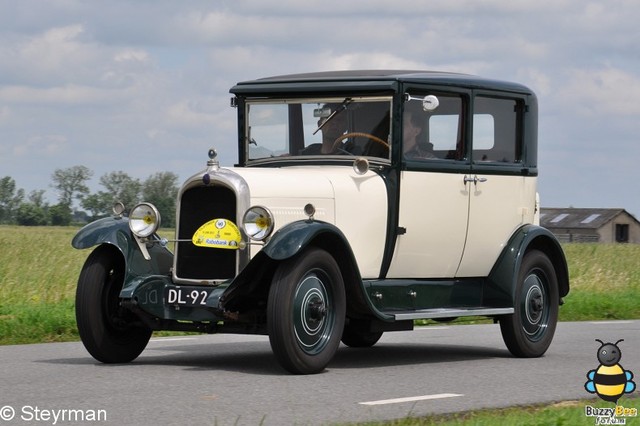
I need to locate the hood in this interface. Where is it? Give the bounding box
[229,166,337,225]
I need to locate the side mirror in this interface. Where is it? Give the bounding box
[405,94,440,112]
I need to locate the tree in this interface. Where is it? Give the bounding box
[0,176,24,224]
[15,190,50,226]
[27,189,47,208]
[81,171,141,220]
[81,193,112,221]
[98,171,141,212]
[142,172,179,228]
[16,203,48,226]
[51,166,93,208]
[49,203,72,226]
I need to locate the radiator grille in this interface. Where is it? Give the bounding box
[176,185,237,280]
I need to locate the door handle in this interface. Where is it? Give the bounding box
[463,175,487,184]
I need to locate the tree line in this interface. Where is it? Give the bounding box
[0,166,179,227]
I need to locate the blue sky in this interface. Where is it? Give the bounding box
[1,1,639,217]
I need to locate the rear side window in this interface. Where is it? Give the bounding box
[472,97,522,164]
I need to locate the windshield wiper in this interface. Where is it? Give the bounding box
[313,98,352,135]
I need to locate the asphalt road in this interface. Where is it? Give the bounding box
[1,320,639,425]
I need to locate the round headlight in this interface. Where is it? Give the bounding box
[242,206,274,241]
[129,203,161,238]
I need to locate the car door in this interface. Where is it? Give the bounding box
[387,91,470,278]
[456,93,537,277]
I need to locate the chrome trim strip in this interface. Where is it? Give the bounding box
[392,307,514,320]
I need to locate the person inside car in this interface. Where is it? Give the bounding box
[403,110,437,159]
[301,104,349,155]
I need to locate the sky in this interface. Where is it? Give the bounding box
[1,0,639,217]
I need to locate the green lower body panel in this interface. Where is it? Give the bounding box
[364,278,486,311]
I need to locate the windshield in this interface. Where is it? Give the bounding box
[245,96,392,161]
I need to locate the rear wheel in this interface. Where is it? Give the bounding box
[500,250,559,357]
[76,246,151,363]
[267,248,346,374]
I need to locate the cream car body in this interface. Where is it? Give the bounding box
[236,166,388,279]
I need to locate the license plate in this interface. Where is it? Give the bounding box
[165,286,212,307]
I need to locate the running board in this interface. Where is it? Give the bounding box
[390,307,514,321]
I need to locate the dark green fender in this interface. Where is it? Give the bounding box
[71,216,174,296]
[220,219,375,316]
[261,219,353,260]
[486,224,570,307]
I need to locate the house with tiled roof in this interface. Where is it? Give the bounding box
[540,208,640,244]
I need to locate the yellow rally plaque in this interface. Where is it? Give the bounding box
[192,219,242,249]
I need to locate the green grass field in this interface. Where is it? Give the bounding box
[1,225,639,425]
[1,225,639,344]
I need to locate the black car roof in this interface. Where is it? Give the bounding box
[230,70,533,95]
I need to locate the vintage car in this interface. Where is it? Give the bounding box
[72,70,569,374]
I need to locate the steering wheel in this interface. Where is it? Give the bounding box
[332,132,390,152]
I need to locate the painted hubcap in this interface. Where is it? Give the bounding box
[522,273,548,340]
[293,272,333,355]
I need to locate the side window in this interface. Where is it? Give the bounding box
[403,94,463,160]
[472,97,522,163]
[247,103,290,159]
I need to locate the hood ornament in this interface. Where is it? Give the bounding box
[203,148,219,185]
[207,148,219,167]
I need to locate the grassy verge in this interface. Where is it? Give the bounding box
[355,396,639,426]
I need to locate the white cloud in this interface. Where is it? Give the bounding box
[0,24,96,84]
[558,67,640,116]
[114,49,149,63]
[165,99,218,128]
[0,0,639,216]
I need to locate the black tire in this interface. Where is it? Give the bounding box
[341,324,383,348]
[267,248,346,374]
[75,246,151,363]
[499,249,559,357]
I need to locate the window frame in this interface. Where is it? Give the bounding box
[243,95,394,163]
[400,85,471,173]
[469,90,533,176]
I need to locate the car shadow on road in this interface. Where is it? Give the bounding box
[332,343,510,370]
[37,340,510,375]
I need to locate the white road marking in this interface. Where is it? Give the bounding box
[588,321,635,325]
[149,337,199,342]
[359,393,463,406]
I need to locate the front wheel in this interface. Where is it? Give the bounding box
[499,250,559,357]
[267,248,346,374]
[75,246,151,363]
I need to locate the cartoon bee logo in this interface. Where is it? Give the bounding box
[585,339,636,403]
